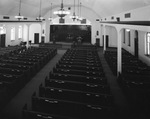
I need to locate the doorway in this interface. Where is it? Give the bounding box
[34,33,39,44]
[134,30,138,58]
[96,38,100,46]
[0,34,6,47]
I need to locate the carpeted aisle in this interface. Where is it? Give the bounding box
[1,49,66,119]
[98,48,129,118]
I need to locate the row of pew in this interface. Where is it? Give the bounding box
[23,48,116,119]
[0,45,26,58]
[71,44,97,50]
[0,46,57,111]
[104,48,150,117]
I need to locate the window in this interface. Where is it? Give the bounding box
[125,13,131,18]
[0,26,6,34]
[18,26,22,39]
[146,33,150,55]
[128,31,131,46]
[126,29,130,46]
[123,29,125,43]
[11,27,15,41]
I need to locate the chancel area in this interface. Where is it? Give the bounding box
[0,0,150,119]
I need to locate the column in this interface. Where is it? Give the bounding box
[103,25,106,53]
[117,30,122,76]
[5,25,10,47]
[26,24,30,49]
[100,25,103,47]
[40,23,43,43]
[45,20,50,43]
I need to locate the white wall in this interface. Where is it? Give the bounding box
[103,5,150,21]
[122,29,134,55]
[0,23,42,47]
[105,26,117,47]
[23,24,28,42]
[100,5,150,66]
[29,24,41,43]
[137,31,150,66]
[102,24,150,66]
[4,24,23,46]
[122,29,150,66]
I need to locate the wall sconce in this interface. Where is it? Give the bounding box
[126,29,130,32]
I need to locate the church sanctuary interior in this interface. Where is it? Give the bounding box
[0,0,150,119]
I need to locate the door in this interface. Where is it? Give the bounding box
[106,35,109,48]
[34,33,39,44]
[96,38,100,46]
[134,31,138,58]
[0,34,6,47]
[41,36,45,43]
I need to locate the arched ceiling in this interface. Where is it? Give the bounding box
[0,0,150,19]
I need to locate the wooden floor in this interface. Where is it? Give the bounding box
[0,48,128,119]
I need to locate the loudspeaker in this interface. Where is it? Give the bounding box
[81,19,86,24]
[116,17,120,22]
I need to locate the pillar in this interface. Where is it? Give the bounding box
[40,23,43,43]
[45,20,50,43]
[100,25,103,47]
[103,25,106,53]
[26,24,30,49]
[117,30,122,76]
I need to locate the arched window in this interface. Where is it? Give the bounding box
[18,26,22,39]
[11,27,15,41]
[128,30,131,46]
[123,29,125,43]
[126,29,131,46]
[146,33,150,55]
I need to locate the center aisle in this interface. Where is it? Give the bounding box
[1,49,66,119]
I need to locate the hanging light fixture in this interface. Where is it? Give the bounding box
[36,0,45,21]
[15,0,24,20]
[70,0,78,21]
[78,1,83,21]
[76,0,80,21]
[53,0,70,18]
[48,3,53,21]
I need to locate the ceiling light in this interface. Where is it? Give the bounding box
[36,0,45,21]
[53,0,70,18]
[77,1,83,21]
[70,0,78,21]
[15,0,24,20]
[126,29,130,32]
[48,3,53,21]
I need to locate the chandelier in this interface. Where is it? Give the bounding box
[53,0,70,18]
[48,3,53,21]
[70,0,78,21]
[15,0,24,20]
[36,0,45,21]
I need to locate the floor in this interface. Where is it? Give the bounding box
[0,48,128,119]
